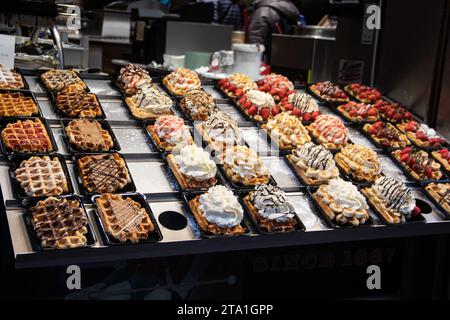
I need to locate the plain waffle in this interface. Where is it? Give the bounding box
[77,153,131,193]
[65,119,114,152]
[15,156,68,197]
[95,193,154,243]
[1,118,53,153]
[55,84,103,118]
[29,197,88,249]
[0,91,38,117]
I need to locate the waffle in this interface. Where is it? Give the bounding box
[162,68,201,96]
[166,153,217,190]
[77,153,131,193]
[40,69,86,91]
[95,193,154,243]
[65,119,114,152]
[29,197,88,249]
[179,89,216,121]
[117,64,152,95]
[15,156,68,197]
[334,144,381,183]
[313,183,370,226]
[262,112,311,150]
[222,145,270,186]
[309,82,349,103]
[55,84,103,118]
[188,195,246,235]
[392,149,443,181]
[425,183,450,214]
[0,66,24,89]
[124,85,173,120]
[0,91,39,117]
[1,118,53,153]
[147,115,193,152]
[306,115,349,150]
[363,122,410,149]
[431,150,450,172]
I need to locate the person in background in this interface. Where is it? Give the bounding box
[246,0,300,46]
[199,0,243,29]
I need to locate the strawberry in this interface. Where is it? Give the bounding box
[415,131,428,141]
[439,148,449,158]
[386,109,395,119]
[425,167,433,178]
[222,82,229,89]
[228,84,236,92]
[244,100,252,109]
[341,92,347,99]
[405,121,416,131]
[278,88,287,98]
[218,79,226,86]
[261,83,270,92]
[359,92,368,99]
[400,147,412,155]
[247,105,258,115]
[291,108,301,116]
[393,113,402,121]
[404,112,412,119]
[311,111,320,120]
[367,108,377,117]
[408,156,416,166]
[283,103,293,111]
[412,206,421,217]
[238,97,246,105]
[373,121,383,128]
[400,153,410,162]
[259,108,271,120]
[272,106,280,115]
[349,109,357,117]
[302,113,312,121]
[369,126,378,135]
[235,88,243,97]
[287,90,295,95]
[269,88,278,96]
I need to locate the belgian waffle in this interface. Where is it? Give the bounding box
[1,118,53,153]
[15,156,68,197]
[77,153,131,193]
[55,84,103,118]
[0,91,38,117]
[95,193,154,243]
[0,66,24,89]
[425,183,450,214]
[65,119,114,152]
[188,195,246,235]
[29,197,88,249]
[40,69,86,91]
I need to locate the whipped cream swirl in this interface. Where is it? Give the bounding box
[154,115,191,146]
[327,178,368,211]
[199,185,244,228]
[174,145,216,181]
[250,184,295,222]
[223,146,269,179]
[202,109,244,146]
[245,90,275,110]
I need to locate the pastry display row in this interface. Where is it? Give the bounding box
[1,66,450,262]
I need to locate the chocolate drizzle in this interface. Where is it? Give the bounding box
[375,176,412,212]
[294,142,333,170]
[290,93,316,113]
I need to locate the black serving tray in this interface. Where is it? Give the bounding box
[359,185,427,225]
[8,153,74,199]
[181,191,253,238]
[91,192,163,245]
[0,116,58,155]
[422,183,450,220]
[0,89,42,117]
[21,195,97,251]
[48,89,106,119]
[37,69,90,95]
[237,190,306,234]
[389,149,449,185]
[60,118,121,154]
[307,186,375,229]
[72,152,137,196]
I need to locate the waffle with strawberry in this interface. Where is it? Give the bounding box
[373,100,412,123]
[309,81,349,103]
[236,89,279,122]
[257,74,295,101]
[217,73,256,98]
[306,114,349,150]
[392,147,443,181]
[337,101,378,123]
[363,121,410,149]
[397,120,446,148]
[279,92,320,122]
[431,148,450,172]
[344,83,382,103]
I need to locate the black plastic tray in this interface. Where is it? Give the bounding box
[0,116,58,155]
[359,185,427,225]
[73,152,137,196]
[49,89,106,119]
[21,195,97,251]
[0,89,42,117]
[307,186,375,229]
[60,119,121,154]
[422,183,450,220]
[8,153,74,199]
[237,190,306,234]
[181,191,253,238]
[37,69,89,95]
[91,193,163,245]
[389,149,449,185]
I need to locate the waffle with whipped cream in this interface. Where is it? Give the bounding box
[307,114,349,149]
[162,68,201,96]
[117,64,152,95]
[147,115,193,152]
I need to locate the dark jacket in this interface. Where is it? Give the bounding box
[248,0,299,45]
